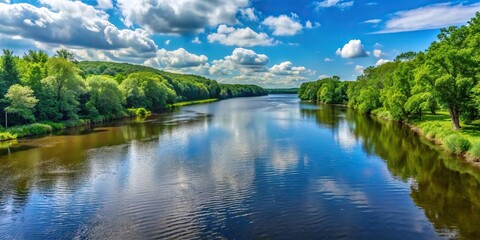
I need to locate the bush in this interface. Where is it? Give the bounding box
[444,134,471,155]
[43,121,66,131]
[135,108,151,117]
[6,123,53,138]
[0,132,17,141]
[468,142,480,159]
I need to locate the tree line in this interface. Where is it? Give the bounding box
[0,50,267,128]
[299,13,480,130]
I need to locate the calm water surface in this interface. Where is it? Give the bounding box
[1,95,479,239]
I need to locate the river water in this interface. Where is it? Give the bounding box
[0,95,479,239]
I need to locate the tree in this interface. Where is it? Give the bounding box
[4,84,38,123]
[423,25,478,129]
[120,72,176,110]
[54,49,76,62]
[23,50,49,64]
[38,58,85,121]
[0,49,20,96]
[85,76,125,118]
[394,51,418,62]
[18,50,49,94]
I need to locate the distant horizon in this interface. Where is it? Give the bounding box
[1,0,479,87]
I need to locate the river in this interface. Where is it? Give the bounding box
[0,95,479,239]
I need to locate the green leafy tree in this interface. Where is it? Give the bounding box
[23,50,49,64]
[0,49,20,96]
[37,58,85,121]
[54,49,76,62]
[85,76,125,118]
[120,72,176,110]
[422,25,478,129]
[4,84,38,123]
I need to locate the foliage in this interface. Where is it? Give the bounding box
[267,88,299,94]
[298,76,348,104]
[120,72,176,110]
[444,134,472,155]
[39,58,86,121]
[0,132,17,141]
[0,49,20,96]
[54,49,76,62]
[468,143,480,159]
[299,13,480,129]
[219,84,268,99]
[85,75,126,120]
[6,123,53,138]
[135,108,151,117]
[168,98,219,108]
[0,48,267,140]
[4,84,38,123]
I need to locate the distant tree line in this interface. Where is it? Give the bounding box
[299,13,480,130]
[0,51,267,128]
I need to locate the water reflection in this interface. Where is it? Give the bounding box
[0,95,479,239]
[302,104,480,239]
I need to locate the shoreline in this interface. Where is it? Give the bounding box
[303,100,480,167]
[364,108,480,167]
[0,96,258,143]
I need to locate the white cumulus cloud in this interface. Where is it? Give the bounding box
[269,61,313,76]
[355,65,364,75]
[207,25,277,47]
[305,20,321,29]
[0,1,157,55]
[262,15,303,36]
[96,0,113,9]
[336,39,368,58]
[144,48,208,69]
[239,7,258,21]
[117,0,249,34]
[376,59,391,66]
[373,49,382,58]
[209,48,269,76]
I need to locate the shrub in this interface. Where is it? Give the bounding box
[444,134,471,155]
[135,108,151,117]
[6,123,53,138]
[0,132,17,141]
[43,121,65,131]
[468,142,480,159]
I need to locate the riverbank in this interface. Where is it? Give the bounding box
[166,98,219,108]
[0,97,242,142]
[304,101,480,166]
[371,109,480,166]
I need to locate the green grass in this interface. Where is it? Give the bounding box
[409,111,480,159]
[167,98,219,108]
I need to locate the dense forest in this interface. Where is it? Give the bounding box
[299,13,480,158]
[0,50,267,139]
[267,88,299,94]
[300,13,480,130]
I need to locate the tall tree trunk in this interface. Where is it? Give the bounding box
[448,107,461,130]
[430,106,436,115]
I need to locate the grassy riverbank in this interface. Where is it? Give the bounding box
[411,114,480,163]
[0,108,144,141]
[167,98,219,108]
[371,109,480,165]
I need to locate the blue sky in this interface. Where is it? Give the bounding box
[1,0,480,87]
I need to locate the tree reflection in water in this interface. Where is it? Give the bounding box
[301,103,480,239]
